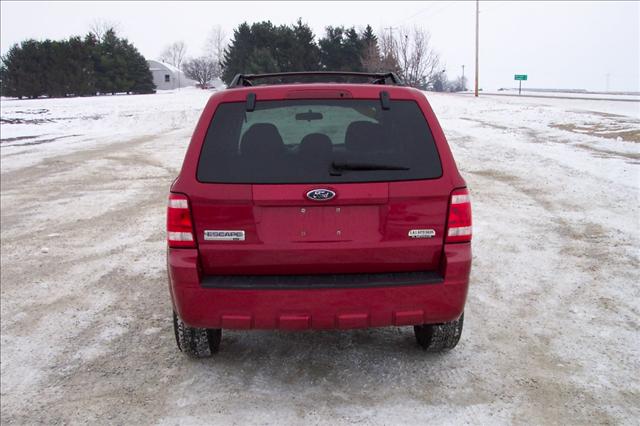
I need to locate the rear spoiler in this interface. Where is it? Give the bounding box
[229,71,403,87]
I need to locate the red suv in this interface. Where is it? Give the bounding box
[167,72,472,358]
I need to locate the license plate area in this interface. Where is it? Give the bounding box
[255,205,381,242]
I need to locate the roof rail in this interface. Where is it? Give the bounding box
[229,71,402,88]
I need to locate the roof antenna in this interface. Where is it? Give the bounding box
[380,91,390,110]
[246,93,256,112]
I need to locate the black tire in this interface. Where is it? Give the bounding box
[414,313,464,352]
[173,311,221,358]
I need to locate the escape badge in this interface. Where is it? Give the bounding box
[204,230,245,241]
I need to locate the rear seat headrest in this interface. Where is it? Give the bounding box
[345,121,385,153]
[299,133,333,159]
[240,123,285,158]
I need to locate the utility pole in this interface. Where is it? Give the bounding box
[384,26,397,40]
[384,26,397,59]
[474,0,479,97]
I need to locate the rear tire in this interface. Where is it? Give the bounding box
[414,313,464,352]
[173,311,221,358]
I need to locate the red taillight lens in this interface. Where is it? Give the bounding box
[167,193,195,248]
[446,188,472,243]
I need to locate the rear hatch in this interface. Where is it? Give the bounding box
[191,97,448,275]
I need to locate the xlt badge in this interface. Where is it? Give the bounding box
[408,229,436,239]
[204,230,245,241]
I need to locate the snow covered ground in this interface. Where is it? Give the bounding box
[0,88,214,173]
[478,90,640,102]
[1,89,639,424]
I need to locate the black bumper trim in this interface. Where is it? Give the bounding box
[201,270,443,290]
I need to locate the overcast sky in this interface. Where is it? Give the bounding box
[1,1,638,91]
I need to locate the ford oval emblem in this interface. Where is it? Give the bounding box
[306,188,336,202]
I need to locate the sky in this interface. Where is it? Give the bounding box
[1,1,638,92]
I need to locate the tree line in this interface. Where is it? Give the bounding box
[1,19,464,99]
[162,21,454,91]
[218,20,444,89]
[0,29,155,98]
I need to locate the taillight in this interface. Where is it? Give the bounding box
[167,193,195,248]
[445,188,472,243]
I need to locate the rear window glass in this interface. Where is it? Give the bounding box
[197,99,442,184]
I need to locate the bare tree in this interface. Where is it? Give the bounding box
[204,26,227,63]
[159,41,188,69]
[377,28,401,75]
[432,70,449,92]
[377,27,440,88]
[90,19,120,40]
[183,57,217,88]
[203,26,227,80]
[396,27,440,88]
[453,76,467,92]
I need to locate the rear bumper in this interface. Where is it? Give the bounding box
[168,243,471,330]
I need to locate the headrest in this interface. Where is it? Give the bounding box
[344,121,385,153]
[240,123,285,158]
[299,133,333,159]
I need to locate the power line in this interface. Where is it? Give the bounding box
[417,2,450,21]
[394,1,461,25]
[395,2,441,25]
[424,1,461,20]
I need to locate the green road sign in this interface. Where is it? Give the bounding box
[514,74,528,81]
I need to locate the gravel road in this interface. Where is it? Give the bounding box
[1,92,638,424]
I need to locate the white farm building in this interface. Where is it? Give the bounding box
[147,60,198,90]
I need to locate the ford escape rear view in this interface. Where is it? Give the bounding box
[167,72,472,358]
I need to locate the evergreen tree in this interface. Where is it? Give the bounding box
[39,38,94,97]
[361,25,377,47]
[291,19,320,70]
[343,27,364,71]
[1,40,47,98]
[361,25,383,72]
[318,26,369,72]
[0,62,7,97]
[272,24,295,71]
[126,52,155,93]
[1,30,153,98]
[66,36,96,96]
[122,38,155,93]
[221,23,253,83]
[94,29,131,94]
[221,20,321,84]
[318,26,346,71]
[247,48,279,74]
[92,29,154,94]
[41,40,63,97]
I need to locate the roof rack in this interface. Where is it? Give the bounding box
[229,71,402,88]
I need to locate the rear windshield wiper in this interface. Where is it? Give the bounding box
[330,161,410,172]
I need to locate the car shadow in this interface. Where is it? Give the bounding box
[184,327,458,391]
